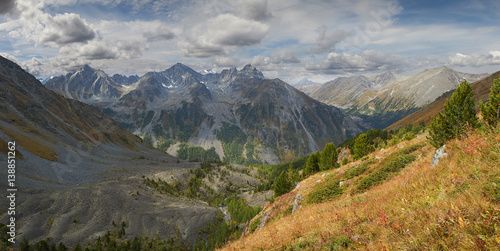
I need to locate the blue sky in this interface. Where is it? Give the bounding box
[0,0,499,83]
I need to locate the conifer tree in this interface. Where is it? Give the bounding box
[480,77,500,128]
[303,151,320,176]
[274,170,292,197]
[429,80,478,148]
[287,163,299,183]
[353,133,370,159]
[319,143,339,170]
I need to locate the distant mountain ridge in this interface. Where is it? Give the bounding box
[387,70,500,130]
[308,67,488,128]
[310,71,407,110]
[46,63,366,164]
[45,65,124,104]
[294,78,320,86]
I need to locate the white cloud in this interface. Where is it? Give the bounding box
[178,40,227,58]
[59,40,147,61]
[240,0,272,21]
[38,13,96,46]
[179,13,269,58]
[211,56,241,67]
[143,26,175,42]
[208,14,269,46]
[8,0,96,47]
[447,51,500,67]
[251,55,272,66]
[307,50,407,74]
[271,50,300,64]
[310,25,352,54]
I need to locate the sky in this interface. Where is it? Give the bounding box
[0,0,499,84]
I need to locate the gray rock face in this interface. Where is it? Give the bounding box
[46,63,367,164]
[257,211,271,231]
[431,144,448,167]
[45,65,124,103]
[309,71,406,109]
[292,194,303,214]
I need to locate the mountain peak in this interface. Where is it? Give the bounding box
[239,64,265,79]
[170,62,194,72]
[165,63,201,77]
[294,78,319,86]
[77,64,94,72]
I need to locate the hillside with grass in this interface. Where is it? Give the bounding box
[220,78,500,250]
[221,127,500,250]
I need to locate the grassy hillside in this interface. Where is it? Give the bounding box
[221,127,500,250]
[387,71,500,130]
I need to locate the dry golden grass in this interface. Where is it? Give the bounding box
[221,129,500,250]
[0,136,23,159]
[1,126,57,161]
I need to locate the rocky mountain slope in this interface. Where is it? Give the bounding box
[45,65,126,104]
[293,78,322,95]
[387,70,500,130]
[46,64,367,164]
[308,67,487,129]
[0,56,219,246]
[309,72,407,110]
[0,56,148,187]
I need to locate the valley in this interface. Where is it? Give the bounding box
[1,0,499,250]
[1,54,499,250]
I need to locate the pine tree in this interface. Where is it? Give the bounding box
[480,77,500,128]
[303,151,320,176]
[353,133,369,159]
[319,143,339,170]
[274,170,292,197]
[429,80,478,148]
[287,163,299,183]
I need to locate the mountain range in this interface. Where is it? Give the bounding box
[0,56,149,187]
[304,67,488,128]
[2,54,499,249]
[0,55,221,246]
[46,63,367,164]
[387,69,500,130]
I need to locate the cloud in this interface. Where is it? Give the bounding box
[38,13,96,46]
[179,13,269,58]
[310,25,351,54]
[143,26,175,42]
[271,49,300,64]
[6,0,96,47]
[209,14,269,46]
[0,0,17,15]
[306,50,406,74]
[59,40,146,60]
[447,51,500,67]
[211,56,241,67]
[251,55,272,66]
[240,0,272,21]
[178,40,226,58]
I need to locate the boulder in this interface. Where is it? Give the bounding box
[431,145,448,167]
